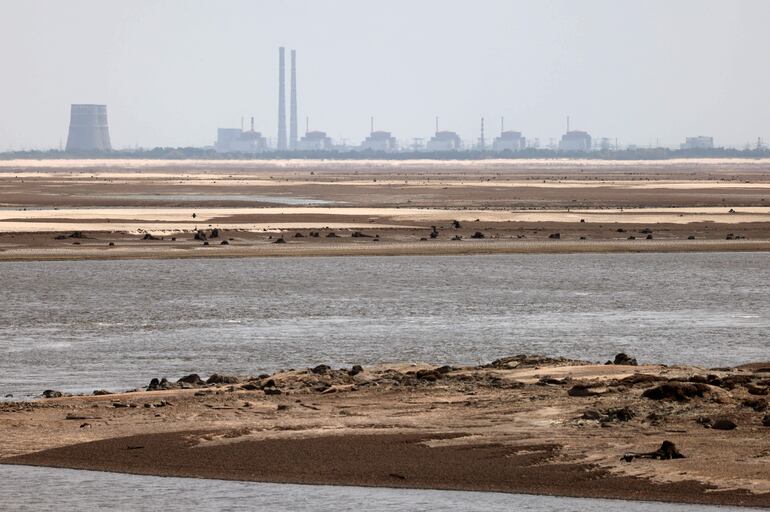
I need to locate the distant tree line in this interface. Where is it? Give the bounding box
[2,147,770,161]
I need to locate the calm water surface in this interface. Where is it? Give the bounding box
[0,465,762,512]
[1,252,768,398]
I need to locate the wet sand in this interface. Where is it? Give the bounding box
[3,357,770,507]
[2,159,770,260]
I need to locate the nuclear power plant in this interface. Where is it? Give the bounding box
[51,49,729,155]
[65,104,111,152]
[209,46,730,155]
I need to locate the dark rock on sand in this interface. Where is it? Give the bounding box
[484,354,579,370]
[538,376,568,386]
[220,240,229,245]
[351,231,372,238]
[240,383,260,391]
[763,415,770,427]
[747,384,769,396]
[743,398,768,412]
[311,364,331,375]
[548,233,561,239]
[620,373,666,385]
[715,374,753,390]
[622,440,684,462]
[142,233,160,241]
[263,387,282,395]
[93,389,112,396]
[470,231,485,239]
[177,374,205,386]
[416,369,440,382]
[193,230,206,241]
[348,365,364,376]
[613,353,638,366]
[642,382,710,402]
[711,418,738,430]
[210,228,220,238]
[603,406,635,422]
[274,238,286,244]
[326,232,338,238]
[206,374,240,385]
[568,384,606,397]
[42,390,63,399]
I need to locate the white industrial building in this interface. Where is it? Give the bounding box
[426,131,462,151]
[492,131,526,152]
[296,130,333,151]
[559,130,592,152]
[681,136,714,150]
[215,128,268,154]
[361,131,398,152]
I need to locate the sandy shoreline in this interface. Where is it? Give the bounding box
[2,239,770,262]
[3,356,770,507]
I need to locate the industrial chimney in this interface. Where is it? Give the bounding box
[65,104,111,152]
[290,49,298,150]
[277,47,287,151]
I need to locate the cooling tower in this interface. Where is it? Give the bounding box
[65,104,111,152]
[277,47,287,151]
[290,49,298,150]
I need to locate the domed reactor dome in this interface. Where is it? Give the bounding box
[65,104,112,152]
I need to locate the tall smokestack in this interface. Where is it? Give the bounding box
[290,49,298,150]
[65,104,111,152]
[277,47,287,151]
[480,117,485,150]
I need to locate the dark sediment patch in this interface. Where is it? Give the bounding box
[5,431,770,507]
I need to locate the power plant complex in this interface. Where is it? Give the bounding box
[59,48,726,155]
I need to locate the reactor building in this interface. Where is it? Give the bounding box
[65,104,111,152]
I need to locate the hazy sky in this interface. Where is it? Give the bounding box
[2,0,769,150]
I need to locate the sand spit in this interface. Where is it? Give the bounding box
[3,355,770,507]
[2,238,770,262]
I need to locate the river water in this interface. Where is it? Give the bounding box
[0,465,763,512]
[2,252,769,510]
[1,252,769,399]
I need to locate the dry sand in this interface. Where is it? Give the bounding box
[3,357,770,507]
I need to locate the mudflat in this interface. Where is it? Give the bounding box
[1,159,770,260]
[4,356,770,507]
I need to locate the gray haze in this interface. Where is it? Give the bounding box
[1,0,769,150]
